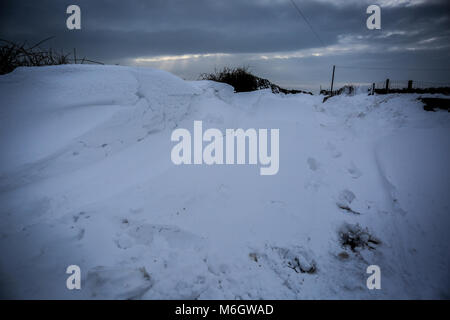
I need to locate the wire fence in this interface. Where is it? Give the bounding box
[321,79,450,96]
[374,80,450,90]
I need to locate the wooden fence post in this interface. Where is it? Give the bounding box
[330,65,335,96]
[408,80,413,90]
[385,78,390,93]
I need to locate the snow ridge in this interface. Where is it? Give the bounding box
[0,65,449,299]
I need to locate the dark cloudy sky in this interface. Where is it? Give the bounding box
[1,0,449,91]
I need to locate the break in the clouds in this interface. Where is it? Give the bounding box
[1,0,449,91]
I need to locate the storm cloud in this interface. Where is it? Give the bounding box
[1,0,449,91]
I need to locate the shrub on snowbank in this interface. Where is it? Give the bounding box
[0,38,72,75]
[0,38,102,75]
[200,67,312,95]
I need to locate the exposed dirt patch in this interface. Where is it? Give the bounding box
[339,223,380,252]
[419,98,450,112]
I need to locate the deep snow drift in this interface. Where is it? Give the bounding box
[0,65,449,299]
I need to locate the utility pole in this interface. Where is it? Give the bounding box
[330,65,335,96]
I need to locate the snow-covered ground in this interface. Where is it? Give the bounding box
[0,65,449,299]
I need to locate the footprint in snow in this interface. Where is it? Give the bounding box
[251,245,317,275]
[117,223,206,251]
[85,265,153,299]
[307,157,320,171]
[336,189,360,215]
[73,211,89,223]
[76,228,85,240]
[326,143,342,158]
[347,162,362,179]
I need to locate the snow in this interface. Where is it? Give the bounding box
[0,65,449,299]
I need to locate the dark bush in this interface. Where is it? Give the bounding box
[200,66,312,95]
[200,66,259,92]
[0,38,103,75]
[0,38,70,75]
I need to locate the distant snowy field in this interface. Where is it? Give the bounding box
[0,65,449,299]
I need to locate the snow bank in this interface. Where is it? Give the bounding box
[0,65,449,299]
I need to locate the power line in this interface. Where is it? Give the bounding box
[289,0,326,47]
[336,65,450,71]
